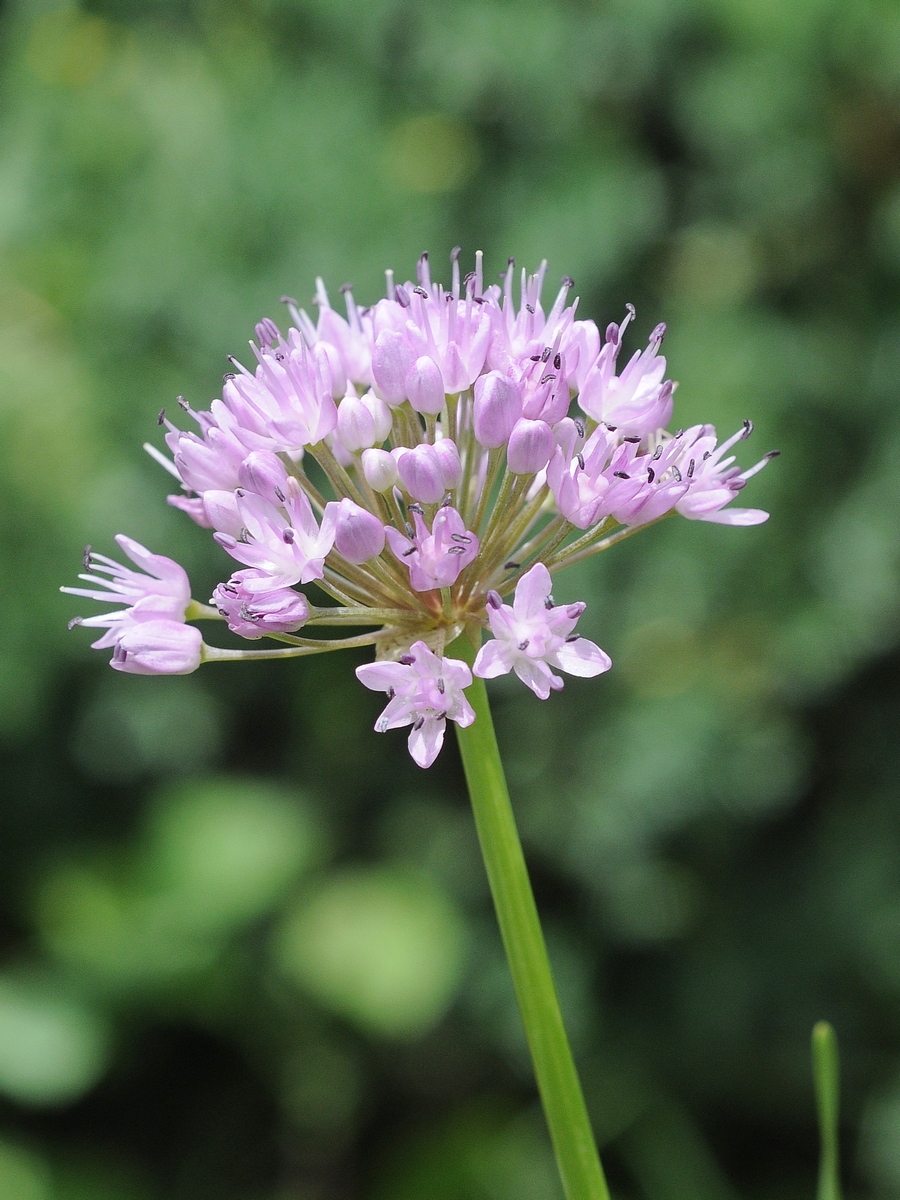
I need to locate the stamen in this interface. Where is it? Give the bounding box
[82,545,92,570]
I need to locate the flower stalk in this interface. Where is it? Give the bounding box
[450,627,610,1200]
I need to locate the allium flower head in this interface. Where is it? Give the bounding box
[65,250,776,766]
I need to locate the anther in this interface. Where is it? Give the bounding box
[441,494,454,507]
[518,639,530,651]
[614,471,630,479]
[623,435,641,444]
[565,634,581,643]
[413,286,428,297]
[274,486,285,502]
[626,302,636,319]
[576,454,585,470]
[561,275,574,288]
[280,295,298,306]
[703,450,711,460]
[554,353,562,370]
[450,246,461,262]
[742,419,753,438]
[671,466,682,482]
[674,429,684,438]
[487,590,503,609]
[436,677,445,694]
[339,282,354,293]
[407,503,425,515]
[157,408,166,425]
[544,596,555,610]
[647,467,655,483]
[606,424,618,432]
[526,304,535,314]
[505,561,520,570]
[223,372,235,382]
[399,654,415,665]
[530,354,542,362]
[177,395,189,410]
[404,521,414,538]
[395,285,411,307]
[402,546,417,557]
[652,445,663,460]
[687,459,695,478]
[67,616,83,630]
[541,346,551,363]
[413,717,425,732]
[237,527,251,544]
[82,544,92,569]
[282,528,295,544]
[447,546,466,555]
[766,449,781,459]
[451,533,472,543]
[540,374,556,385]
[574,419,585,438]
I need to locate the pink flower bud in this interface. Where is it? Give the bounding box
[361,448,399,492]
[202,490,244,535]
[404,355,445,415]
[507,419,554,474]
[328,498,386,564]
[396,445,445,504]
[372,329,416,405]
[111,620,203,675]
[238,451,290,504]
[433,438,462,489]
[336,392,393,452]
[473,371,522,448]
[314,340,347,400]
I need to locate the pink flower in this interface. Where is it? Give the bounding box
[211,570,310,638]
[385,506,478,591]
[61,536,191,620]
[62,538,200,672]
[215,477,337,589]
[473,564,611,699]
[667,422,774,525]
[577,309,674,437]
[356,640,475,767]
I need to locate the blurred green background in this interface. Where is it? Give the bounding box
[0,0,899,1196]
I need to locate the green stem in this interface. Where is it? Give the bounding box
[449,630,610,1200]
[813,1022,842,1200]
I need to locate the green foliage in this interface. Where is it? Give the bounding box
[0,0,898,1196]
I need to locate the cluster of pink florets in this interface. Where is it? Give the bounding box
[64,251,775,767]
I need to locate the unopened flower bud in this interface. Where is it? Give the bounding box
[361,448,399,493]
[507,419,554,474]
[433,438,462,489]
[111,620,203,676]
[405,355,445,415]
[238,451,290,504]
[372,329,416,405]
[337,392,393,452]
[314,340,347,400]
[202,490,244,536]
[328,498,386,564]
[396,445,445,504]
[473,371,522,448]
